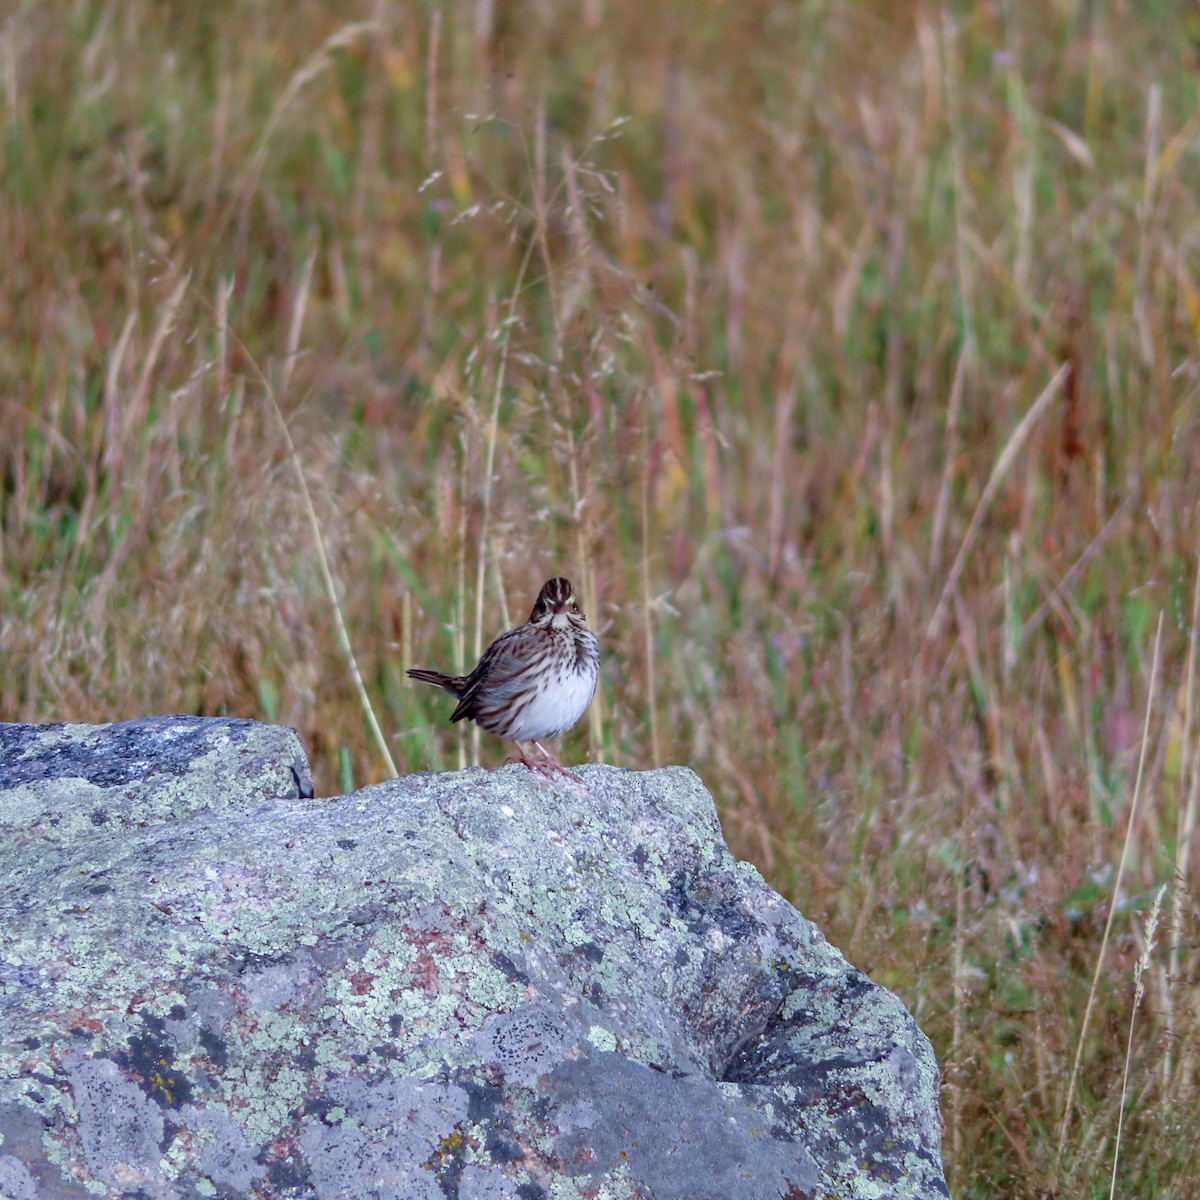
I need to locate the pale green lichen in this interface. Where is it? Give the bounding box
[587,1025,617,1052]
[1,736,946,1198]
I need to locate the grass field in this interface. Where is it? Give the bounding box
[4,1,1200,1194]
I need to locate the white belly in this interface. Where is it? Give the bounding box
[504,663,597,742]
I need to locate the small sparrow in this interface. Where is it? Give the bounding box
[408,577,599,779]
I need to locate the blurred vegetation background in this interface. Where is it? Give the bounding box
[3,0,1200,1193]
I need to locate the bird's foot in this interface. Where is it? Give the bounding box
[506,744,542,772]
[506,743,582,783]
[532,741,582,783]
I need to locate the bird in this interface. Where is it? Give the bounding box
[407,577,599,780]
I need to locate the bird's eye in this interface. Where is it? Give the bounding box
[568,597,578,607]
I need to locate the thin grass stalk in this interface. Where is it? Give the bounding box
[766,374,797,582]
[531,96,561,357]
[422,6,443,340]
[401,591,412,681]
[929,346,967,576]
[279,250,313,400]
[350,0,388,243]
[230,255,398,780]
[568,429,605,763]
[1165,552,1200,1088]
[424,7,440,165]
[2,17,16,129]
[127,270,191,469]
[950,839,966,1176]
[455,440,468,771]
[524,128,605,760]
[1110,884,1166,1199]
[102,310,137,487]
[640,421,661,767]
[1133,84,1162,368]
[215,275,233,415]
[942,14,976,366]
[490,546,511,631]
[1056,611,1163,1167]
[203,67,232,222]
[223,22,379,245]
[265,387,397,778]
[1017,491,1137,647]
[469,216,540,762]
[925,362,1069,644]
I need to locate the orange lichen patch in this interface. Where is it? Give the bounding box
[420,1127,467,1172]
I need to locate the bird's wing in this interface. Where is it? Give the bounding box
[449,627,533,722]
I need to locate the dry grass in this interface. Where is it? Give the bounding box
[3,1,1200,1193]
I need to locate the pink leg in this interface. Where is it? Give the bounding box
[532,741,582,783]
[505,743,542,771]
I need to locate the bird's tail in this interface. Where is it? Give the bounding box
[407,668,467,699]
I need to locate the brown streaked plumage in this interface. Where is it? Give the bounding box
[408,577,599,779]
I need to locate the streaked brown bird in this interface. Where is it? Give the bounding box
[407,577,599,779]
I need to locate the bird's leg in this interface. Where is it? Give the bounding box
[506,742,543,771]
[533,741,582,783]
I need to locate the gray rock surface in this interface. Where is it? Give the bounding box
[0,716,948,1199]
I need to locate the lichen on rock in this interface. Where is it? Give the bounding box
[0,715,949,1198]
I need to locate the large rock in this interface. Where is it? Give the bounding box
[0,716,948,1199]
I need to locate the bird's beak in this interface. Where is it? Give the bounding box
[552,601,567,614]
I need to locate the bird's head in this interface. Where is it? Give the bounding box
[531,577,585,628]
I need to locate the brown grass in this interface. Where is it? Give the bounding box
[3,1,1200,1193]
